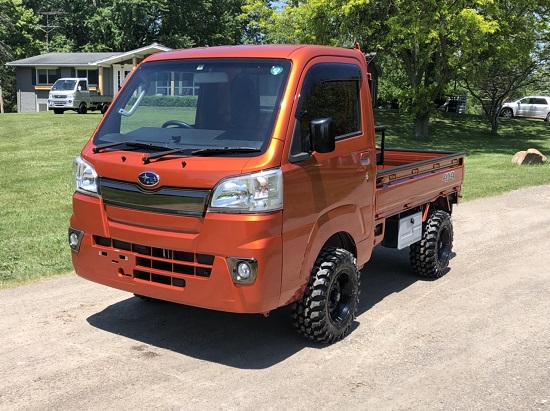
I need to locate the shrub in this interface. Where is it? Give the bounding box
[128,95,198,107]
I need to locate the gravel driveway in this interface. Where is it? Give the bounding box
[1,185,549,411]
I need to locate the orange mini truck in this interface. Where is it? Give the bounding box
[69,44,464,343]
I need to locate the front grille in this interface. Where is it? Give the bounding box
[94,236,214,288]
[99,178,210,217]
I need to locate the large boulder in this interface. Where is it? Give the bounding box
[511,148,548,165]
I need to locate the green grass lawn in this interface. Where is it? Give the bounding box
[374,110,550,200]
[1,110,549,287]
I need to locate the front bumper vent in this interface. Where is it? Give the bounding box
[94,236,214,287]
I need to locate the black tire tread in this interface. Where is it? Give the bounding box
[410,210,453,278]
[291,247,360,343]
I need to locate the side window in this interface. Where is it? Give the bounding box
[290,63,361,161]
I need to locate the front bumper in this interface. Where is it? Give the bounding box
[48,99,75,108]
[70,193,283,313]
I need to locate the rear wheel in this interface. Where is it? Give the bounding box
[545,112,550,122]
[291,247,360,343]
[101,104,109,114]
[410,210,453,278]
[500,108,513,118]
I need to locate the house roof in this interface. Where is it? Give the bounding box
[6,52,122,67]
[6,44,171,67]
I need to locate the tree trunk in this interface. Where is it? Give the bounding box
[490,112,499,135]
[414,112,430,139]
[0,85,4,114]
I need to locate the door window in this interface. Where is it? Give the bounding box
[290,62,361,161]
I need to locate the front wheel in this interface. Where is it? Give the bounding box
[53,108,64,114]
[410,210,453,278]
[545,112,550,122]
[292,247,360,343]
[78,103,87,114]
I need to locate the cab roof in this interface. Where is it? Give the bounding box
[145,44,365,64]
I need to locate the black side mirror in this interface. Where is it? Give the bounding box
[310,118,335,153]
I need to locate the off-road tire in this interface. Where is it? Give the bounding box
[291,247,360,343]
[78,103,87,114]
[410,210,453,278]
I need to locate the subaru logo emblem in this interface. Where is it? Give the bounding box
[138,171,160,187]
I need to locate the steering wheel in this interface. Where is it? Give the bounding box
[161,120,192,129]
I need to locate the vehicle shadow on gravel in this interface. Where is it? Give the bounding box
[86,247,449,369]
[358,246,443,312]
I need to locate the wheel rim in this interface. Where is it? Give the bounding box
[328,271,353,325]
[502,109,512,118]
[437,226,452,265]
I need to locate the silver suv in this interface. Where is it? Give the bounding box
[500,96,550,121]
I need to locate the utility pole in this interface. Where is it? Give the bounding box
[38,11,66,52]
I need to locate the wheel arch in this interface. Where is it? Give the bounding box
[283,205,361,306]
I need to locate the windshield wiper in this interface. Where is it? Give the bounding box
[142,147,193,164]
[191,147,261,156]
[92,141,171,154]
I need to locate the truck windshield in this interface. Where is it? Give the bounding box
[51,79,77,91]
[93,58,291,155]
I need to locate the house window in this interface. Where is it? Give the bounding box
[174,72,199,96]
[76,69,98,85]
[37,69,60,85]
[154,72,200,96]
[155,72,170,95]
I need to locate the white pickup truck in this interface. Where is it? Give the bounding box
[48,78,112,114]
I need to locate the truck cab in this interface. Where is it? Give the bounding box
[69,45,464,343]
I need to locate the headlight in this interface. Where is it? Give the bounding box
[67,94,75,99]
[208,168,283,213]
[73,156,99,196]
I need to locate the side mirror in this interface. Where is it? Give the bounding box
[310,118,335,154]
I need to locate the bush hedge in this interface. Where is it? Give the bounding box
[128,95,198,107]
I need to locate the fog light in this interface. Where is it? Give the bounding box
[68,228,84,252]
[237,262,251,279]
[226,257,258,284]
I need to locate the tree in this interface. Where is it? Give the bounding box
[460,0,550,135]
[244,0,500,139]
[0,0,42,112]
[23,0,248,52]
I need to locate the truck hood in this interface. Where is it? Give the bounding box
[85,149,252,190]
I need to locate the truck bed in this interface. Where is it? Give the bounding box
[375,148,465,219]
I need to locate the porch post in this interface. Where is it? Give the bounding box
[98,66,104,95]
